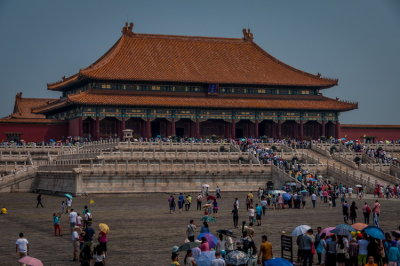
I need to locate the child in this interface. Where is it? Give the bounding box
[92,245,105,266]
[328,196,332,208]
[53,213,62,236]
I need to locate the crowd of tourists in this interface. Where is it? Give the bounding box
[169,184,400,266]
[18,194,109,266]
[295,225,400,266]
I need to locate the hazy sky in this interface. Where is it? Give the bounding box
[0,0,399,124]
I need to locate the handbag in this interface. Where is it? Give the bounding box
[345,252,350,259]
[311,243,316,255]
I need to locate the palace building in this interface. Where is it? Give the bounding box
[1,23,361,141]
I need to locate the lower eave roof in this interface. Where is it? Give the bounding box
[0,117,66,124]
[34,90,358,114]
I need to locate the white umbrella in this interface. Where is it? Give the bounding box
[202,184,210,188]
[292,225,311,236]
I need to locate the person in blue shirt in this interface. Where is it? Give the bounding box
[255,204,263,226]
[178,193,185,213]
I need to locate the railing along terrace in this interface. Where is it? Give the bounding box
[98,151,248,161]
[38,160,268,175]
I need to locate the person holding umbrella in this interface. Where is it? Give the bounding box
[98,223,109,257]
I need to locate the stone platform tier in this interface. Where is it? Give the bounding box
[35,141,281,194]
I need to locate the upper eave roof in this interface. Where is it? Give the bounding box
[48,24,338,91]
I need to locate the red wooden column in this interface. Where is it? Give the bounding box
[171,119,176,136]
[95,117,100,140]
[300,120,304,140]
[146,118,151,139]
[120,118,126,139]
[78,117,83,137]
[277,120,282,139]
[231,119,236,139]
[225,121,231,138]
[335,121,341,139]
[195,119,200,138]
[321,121,326,137]
[254,120,259,138]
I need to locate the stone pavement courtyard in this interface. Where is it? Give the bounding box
[0,192,399,265]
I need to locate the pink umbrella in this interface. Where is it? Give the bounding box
[18,256,43,266]
[320,227,336,236]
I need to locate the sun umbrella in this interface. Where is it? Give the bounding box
[197,233,219,249]
[216,229,235,237]
[292,225,311,236]
[307,178,318,182]
[18,256,43,266]
[268,190,287,195]
[202,184,210,188]
[352,223,368,231]
[335,224,356,232]
[202,204,212,209]
[300,190,308,193]
[177,241,201,252]
[320,227,336,236]
[207,195,216,201]
[282,193,292,201]
[201,216,216,223]
[330,228,351,236]
[355,185,363,188]
[364,226,385,240]
[196,251,216,266]
[225,250,249,265]
[264,257,293,266]
[98,223,109,233]
[64,193,73,199]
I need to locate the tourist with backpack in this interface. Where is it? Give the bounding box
[362,202,371,224]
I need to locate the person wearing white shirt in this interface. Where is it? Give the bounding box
[69,209,78,232]
[66,198,73,213]
[71,227,80,261]
[311,193,317,208]
[211,251,226,266]
[15,232,29,258]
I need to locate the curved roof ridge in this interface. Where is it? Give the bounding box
[129,32,244,42]
[250,42,338,87]
[80,36,124,73]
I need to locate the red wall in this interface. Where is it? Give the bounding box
[68,118,80,137]
[0,123,68,142]
[340,127,400,141]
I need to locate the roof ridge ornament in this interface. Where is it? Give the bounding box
[122,22,134,35]
[242,28,254,41]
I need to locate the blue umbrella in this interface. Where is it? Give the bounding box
[335,224,356,232]
[307,178,318,182]
[264,257,293,266]
[197,233,218,249]
[196,251,216,266]
[282,193,292,201]
[330,228,351,236]
[64,193,73,199]
[364,226,385,240]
